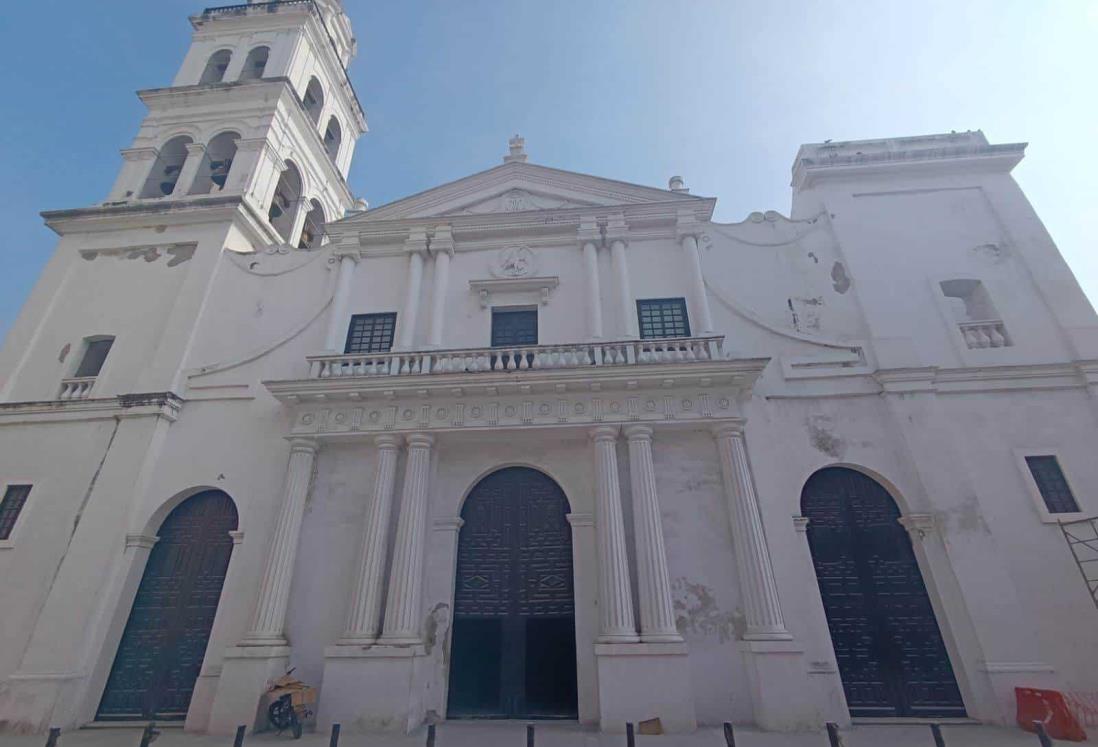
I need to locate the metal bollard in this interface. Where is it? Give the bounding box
[625,721,635,747]
[723,721,736,747]
[930,723,945,747]
[233,725,246,747]
[825,722,844,747]
[426,722,436,747]
[1033,721,1053,747]
[329,723,341,747]
[138,722,160,747]
[527,722,535,747]
[44,727,61,747]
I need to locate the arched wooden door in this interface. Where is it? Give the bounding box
[97,490,238,721]
[447,467,578,719]
[801,467,965,717]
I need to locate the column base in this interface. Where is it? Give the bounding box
[978,661,1061,725]
[0,671,88,733]
[207,644,291,736]
[594,642,696,733]
[317,644,428,734]
[739,639,820,731]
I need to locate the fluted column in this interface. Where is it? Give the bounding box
[625,426,682,642]
[381,433,434,643]
[324,253,358,351]
[397,230,428,349]
[579,217,604,340]
[713,424,791,640]
[244,437,319,644]
[681,233,714,334]
[339,435,402,643]
[608,214,637,338]
[591,426,639,642]
[427,226,453,348]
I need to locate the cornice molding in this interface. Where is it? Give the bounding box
[0,392,183,426]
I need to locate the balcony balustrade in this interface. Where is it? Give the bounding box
[958,320,1010,349]
[57,377,96,400]
[307,336,724,380]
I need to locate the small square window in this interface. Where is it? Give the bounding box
[0,485,31,541]
[637,298,691,339]
[344,313,397,354]
[75,337,114,378]
[1025,456,1081,515]
[491,307,538,347]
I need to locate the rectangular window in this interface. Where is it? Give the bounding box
[75,337,114,378]
[637,298,691,339]
[0,485,31,541]
[344,313,397,354]
[491,307,538,347]
[1025,456,1081,514]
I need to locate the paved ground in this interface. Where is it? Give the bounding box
[4,722,1094,747]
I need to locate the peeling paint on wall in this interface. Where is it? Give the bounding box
[672,578,739,643]
[806,416,846,459]
[423,602,451,659]
[831,262,851,294]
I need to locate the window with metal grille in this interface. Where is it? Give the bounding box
[75,337,114,378]
[344,313,397,354]
[491,307,538,347]
[1025,456,1081,514]
[637,298,691,339]
[0,485,31,540]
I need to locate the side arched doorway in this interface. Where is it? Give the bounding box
[801,467,965,717]
[97,490,238,721]
[447,467,578,719]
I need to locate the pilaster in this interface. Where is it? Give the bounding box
[173,142,208,197]
[606,214,637,339]
[427,225,454,348]
[579,216,604,340]
[590,426,639,643]
[107,147,158,201]
[678,210,714,334]
[396,230,428,350]
[324,252,359,352]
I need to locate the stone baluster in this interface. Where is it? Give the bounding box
[427,226,453,348]
[607,214,637,339]
[381,433,434,643]
[339,435,402,643]
[625,426,682,642]
[324,253,358,352]
[712,424,792,640]
[678,212,715,334]
[397,230,428,350]
[591,426,639,642]
[244,438,319,644]
[579,217,604,340]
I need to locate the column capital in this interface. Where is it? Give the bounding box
[711,420,746,439]
[374,434,402,450]
[590,425,621,443]
[792,516,810,533]
[406,432,434,449]
[577,215,601,244]
[184,142,208,156]
[124,533,159,550]
[331,250,360,264]
[623,424,654,442]
[676,208,704,240]
[430,225,455,256]
[288,437,320,455]
[605,213,629,244]
[404,228,429,253]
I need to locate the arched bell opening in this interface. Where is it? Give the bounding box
[447,466,578,720]
[267,161,303,243]
[96,490,238,722]
[139,136,192,198]
[189,131,239,195]
[801,466,965,718]
[298,199,326,249]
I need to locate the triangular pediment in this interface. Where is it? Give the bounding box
[339,161,705,224]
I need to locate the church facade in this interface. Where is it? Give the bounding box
[1,0,1097,737]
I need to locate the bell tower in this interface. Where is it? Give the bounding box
[0,0,366,403]
[108,0,365,249]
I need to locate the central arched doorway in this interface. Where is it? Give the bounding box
[801,467,965,717]
[97,490,238,721]
[448,467,578,719]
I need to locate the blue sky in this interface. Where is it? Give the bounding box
[1,1,1096,341]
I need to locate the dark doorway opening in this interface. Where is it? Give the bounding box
[97,490,238,721]
[801,467,965,718]
[447,467,578,719]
